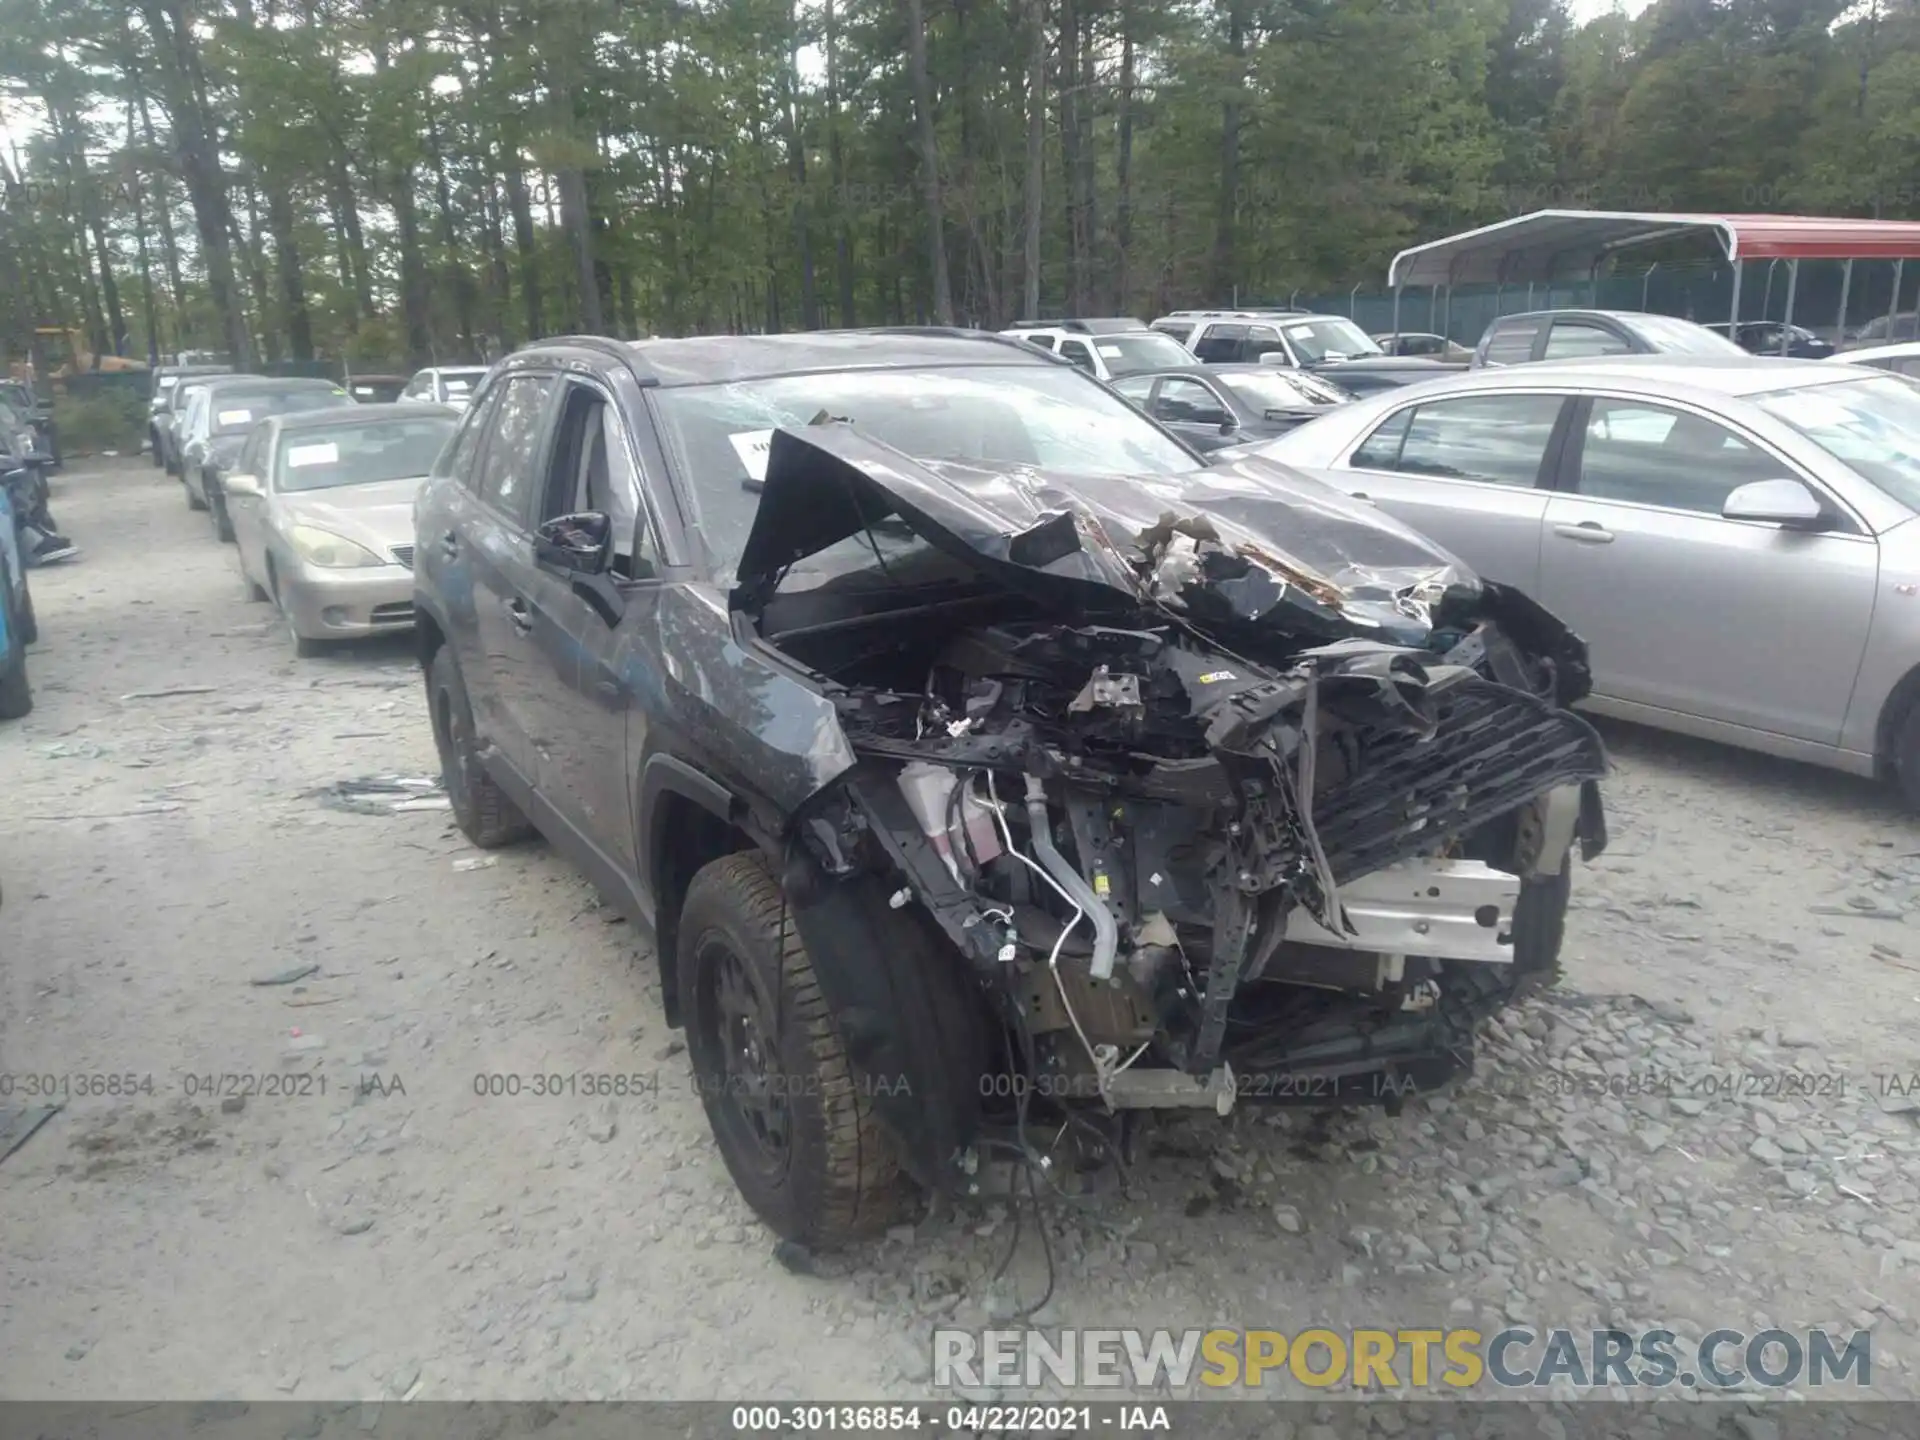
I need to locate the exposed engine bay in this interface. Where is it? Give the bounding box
[732,423,1608,1191]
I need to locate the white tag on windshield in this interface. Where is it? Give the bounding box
[1095,344,1124,358]
[217,409,253,426]
[1284,325,1316,340]
[286,442,339,468]
[729,429,775,481]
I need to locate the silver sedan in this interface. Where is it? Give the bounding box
[1238,355,1920,805]
[222,404,458,656]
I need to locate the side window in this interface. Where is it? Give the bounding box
[438,384,502,489]
[1113,375,1156,404]
[1193,324,1246,364]
[540,382,650,576]
[473,374,556,524]
[1350,409,1413,469]
[1154,322,1193,346]
[1543,321,1633,360]
[1393,394,1565,486]
[1022,334,1057,352]
[1894,357,1920,379]
[1481,319,1540,367]
[239,428,266,479]
[1151,377,1232,426]
[1574,399,1793,515]
[1244,325,1281,363]
[1057,340,1095,372]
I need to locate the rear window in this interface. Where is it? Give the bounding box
[213,386,352,434]
[276,416,459,492]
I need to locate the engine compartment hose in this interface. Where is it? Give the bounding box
[1023,774,1119,982]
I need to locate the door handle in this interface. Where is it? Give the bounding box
[505,597,534,634]
[1552,521,1615,544]
[439,531,459,559]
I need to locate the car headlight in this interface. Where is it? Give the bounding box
[287,524,385,568]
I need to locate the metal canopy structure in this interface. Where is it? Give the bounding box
[1388,210,1920,288]
[1385,210,1920,353]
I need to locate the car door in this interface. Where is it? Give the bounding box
[1334,391,1569,593]
[1536,395,1877,744]
[456,371,564,790]
[1147,375,1238,452]
[227,423,272,584]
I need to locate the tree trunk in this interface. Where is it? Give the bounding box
[142,0,250,365]
[903,0,953,324]
[265,182,313,361]
[481,143,514,348]
[1211,0,1249,303]
[825,0,856,325]
[235,184,277,362]
[1076,2,1099,313]
[784,0,819,329]
[1024,0,1045,320]
[133,87,187,309]
[1058,0,1085,313]
[504,161,543,340]
[126,102,162,363]
[426,103,477,354]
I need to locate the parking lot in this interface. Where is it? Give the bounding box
[5,455,1920,1403]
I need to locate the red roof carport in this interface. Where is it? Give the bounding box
[1385,210,1920,351]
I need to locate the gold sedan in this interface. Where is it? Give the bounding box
[223,403,459,657]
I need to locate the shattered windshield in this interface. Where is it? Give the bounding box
[1756,374,1920,511]
[652,363,1199,567]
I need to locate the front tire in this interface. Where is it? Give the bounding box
[208,477,234,541]
[18,578,37,646]
[184,473,206,511]
[678,852,912,1246]
[427,643,533,848]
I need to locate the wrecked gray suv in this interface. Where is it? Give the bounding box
[411,331,1608,1246]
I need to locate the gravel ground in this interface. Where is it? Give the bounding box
[4,457,1920,1413]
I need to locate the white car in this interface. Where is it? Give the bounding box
[398,366,490,410]
[1831,341,1920,378]
[998,323,1199,382]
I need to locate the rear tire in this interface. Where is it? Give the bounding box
[678,852,912,1246]
[185,475,206,511]
[0,570,32,720]
[1896,704,1920,813]
[18,579,37,646]
[427,643,533,848]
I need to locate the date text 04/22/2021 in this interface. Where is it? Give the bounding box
[727,1405,1172,1433]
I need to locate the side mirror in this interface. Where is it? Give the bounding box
[224,472,263,498]
[1218,419,1238,436]
[534,511,612,576]
[1721,477,1827,529]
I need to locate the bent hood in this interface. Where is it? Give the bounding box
[733,423,1476,647]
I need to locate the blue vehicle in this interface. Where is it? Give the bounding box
[0,465,36,718]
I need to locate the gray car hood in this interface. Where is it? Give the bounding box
[732,423,1476,648]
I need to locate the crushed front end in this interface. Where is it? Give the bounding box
[735,424,1607,1194]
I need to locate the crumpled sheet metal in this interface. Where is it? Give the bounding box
[733,424,1470,648]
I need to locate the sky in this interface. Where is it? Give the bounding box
[1567,0,1660,19]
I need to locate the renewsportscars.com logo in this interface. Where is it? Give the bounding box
[933,1327,1873,1392]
